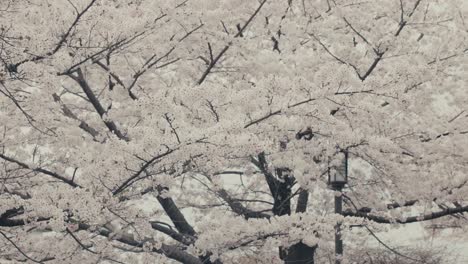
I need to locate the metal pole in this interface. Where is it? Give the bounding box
[334,185,343,264]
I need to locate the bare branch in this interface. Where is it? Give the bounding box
[343,17,378,54]
[126,46,178,98]
[164,113,181,144]
[244,109,281,128]
[112,147,176,195]
[197,45,230,85]
[179,23,204,42]
[0,153,80,188]
[59,32,146,75]
[197,0,267,84]
[12,0,98,70]
[395,0,421,36]
[0,230,48,263]
[234,0,268,38]
[66,228,98,254]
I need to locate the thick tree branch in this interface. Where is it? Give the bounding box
[78,223,203,264]
[156,193,196,236]
[295,189,309,213]
[250,152,280,194]
[217,189,271,219]
[68,68,129,141]
[52,93,99,138]
[150,222,196,245]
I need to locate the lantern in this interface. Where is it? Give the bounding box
[328,151,348,189]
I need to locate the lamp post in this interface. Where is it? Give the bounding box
[328,151,348,264]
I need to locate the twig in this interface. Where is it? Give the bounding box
[113,147,176,195]
[0,230,45,263]
[66,228,97,254]
[0,153,79,187]
[197,0,267,84]
[164,113,181,144]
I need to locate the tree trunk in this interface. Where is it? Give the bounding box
[282,242,317,264]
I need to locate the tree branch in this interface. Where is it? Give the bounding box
[197,0,267,84]
[112,147,175,195]
[150,222,196,245]
[68,68,129,141]
[156,192,196,236]
[0,153,79,187]
[78,223,203,264]
[295,189,309,213]
[52,93,99,138]
[344,204,468,224]
[216,189,271,219]
[11,0,98,70]
[0,230,48,263]
[395,0,421,36]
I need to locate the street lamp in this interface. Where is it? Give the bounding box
[328,151,348,264]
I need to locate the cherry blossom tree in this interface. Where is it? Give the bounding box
[1,0,467,263]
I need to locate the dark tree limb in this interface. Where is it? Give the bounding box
[156,192,196,236]
[68,68,129,141]
[179,23,204,42]
[66,228,98,254]
[295,189,309,213]
[217,189,271,219]
[164,113,181,144]
[52,93,99,138]
[150,222,196,245]
[250,152,280,195]
[395,0,421,36]
[343,17,378,54]
[197,45,230,85]
[234,0,268,38]
[244,109,281,128]
[0,207,49,227]
[78,223,203,264]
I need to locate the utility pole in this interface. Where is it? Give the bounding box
[334,184,343,264]
[328,150,348,264]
